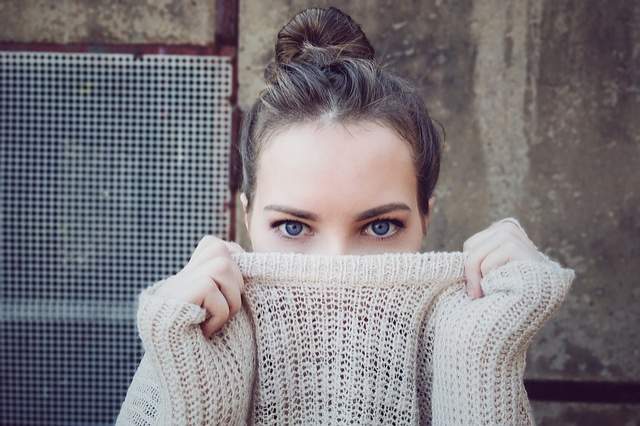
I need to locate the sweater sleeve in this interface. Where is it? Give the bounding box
[115,278,256,426]
[428,256,576,425]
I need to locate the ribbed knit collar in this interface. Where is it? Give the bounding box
[230,251,468,288]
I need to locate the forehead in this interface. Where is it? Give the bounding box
[254,120,417,214]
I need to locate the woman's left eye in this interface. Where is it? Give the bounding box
[363,219,405,239]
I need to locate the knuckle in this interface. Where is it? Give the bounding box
[231,295,244,315]
[497,226,510,236]
[503,223,522,239]
[227,241,245,253]
[206,297,229,322]
[198,235,230,253]
[209,242,231,259]
[198,234,217,246]
[503,227,518,238]
[505,240,518,251]
[211,256,233,274]
[217,302,230,320]
[214,238,229,249]
[229,303,240,317]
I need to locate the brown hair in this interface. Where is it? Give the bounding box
[238,6,442,216]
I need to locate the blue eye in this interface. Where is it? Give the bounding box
[284,221,303,236]
[364,219,405,239]
[271,220,309,239]
[270,218,405,241]
[371,221,390,235]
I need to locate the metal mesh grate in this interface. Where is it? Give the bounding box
[0,51,234,425]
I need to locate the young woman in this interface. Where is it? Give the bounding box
[156,6,549,340]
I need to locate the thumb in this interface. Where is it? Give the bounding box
[224,240,245,254]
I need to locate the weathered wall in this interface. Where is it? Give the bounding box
[239,0,639,413]
[1,0,638,423]
[240,0,639,384]
[0,0,216,44]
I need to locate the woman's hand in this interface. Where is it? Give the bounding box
[155,235,246,338]
[462,217,546,299]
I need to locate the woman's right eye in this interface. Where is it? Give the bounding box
[270,220,310,239]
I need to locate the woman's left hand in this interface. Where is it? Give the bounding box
[462,217,546,299]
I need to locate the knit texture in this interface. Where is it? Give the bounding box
[116,251,575,425]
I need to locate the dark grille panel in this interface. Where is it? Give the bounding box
[0,51,233,425]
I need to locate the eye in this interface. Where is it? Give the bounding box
[363,218,405,240]
[270,220,311,239]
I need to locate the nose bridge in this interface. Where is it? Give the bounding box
[315,233,351,256]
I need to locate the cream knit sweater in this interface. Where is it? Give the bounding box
[115,251,575,425]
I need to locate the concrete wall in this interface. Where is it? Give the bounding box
[239,2,640,417]
[2,0,638,423]
[0,0,216,44]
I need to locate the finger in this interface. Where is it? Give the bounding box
[462,222,499,253]
[186,236,232,271]
[482,238,539,269]
[476,241,530,297]
[200,284,230,338]
[171,255,244,306]
[463,219,522,254]
[495,217,531,242]
[194,256,244,315]
[187,235,226,266]
[478,242,514,280]
[464,236,504,299]
[224,241,245,254]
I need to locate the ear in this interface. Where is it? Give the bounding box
[421,195,436,236]
[240,192,250,231]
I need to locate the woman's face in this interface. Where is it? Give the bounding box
[241,119,435,255]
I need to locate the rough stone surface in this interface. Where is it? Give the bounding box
[0,0,216,44]
[530,401,640,426]
[238,0,640,388]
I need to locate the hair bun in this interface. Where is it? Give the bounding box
[274,6,375,67]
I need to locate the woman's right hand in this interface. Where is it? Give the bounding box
[155,235,246,338]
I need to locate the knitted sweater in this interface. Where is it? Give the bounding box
[115,251,575,425]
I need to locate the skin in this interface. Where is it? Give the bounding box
[242,119,429,255]
[159,118,546,338]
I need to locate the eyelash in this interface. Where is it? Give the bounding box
[269,216,406,241]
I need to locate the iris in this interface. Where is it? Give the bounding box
[284,222,304,236]
[371,221,390,236]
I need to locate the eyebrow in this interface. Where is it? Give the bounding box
[263,202,411,222]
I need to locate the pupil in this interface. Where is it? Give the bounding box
[373,221,390,235]
[285,222,302,236]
